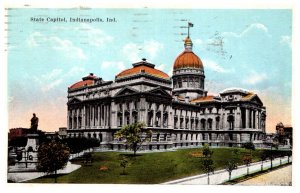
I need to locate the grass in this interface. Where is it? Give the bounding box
[26,148,264,184]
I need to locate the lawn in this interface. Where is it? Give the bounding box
[27,148,263,184]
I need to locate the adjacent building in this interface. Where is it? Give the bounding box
[67,33,266,150]
[276,122,292,147]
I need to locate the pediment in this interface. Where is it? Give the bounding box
[67,97,82,105]
[114,86,139,97]
[247,94,263,105]
[147,87,172,98]
[251,95,263,105]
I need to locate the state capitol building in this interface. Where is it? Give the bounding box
[67,29,266,150]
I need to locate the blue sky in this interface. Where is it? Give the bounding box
[7,8,292,132]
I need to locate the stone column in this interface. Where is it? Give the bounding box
[223,111,228,130]
[250,109,253,128]
[256,111,260,129]
[160,104,163,128]
[91,106,94,127]
[111,101,117,128]
[108,105,111,127]
[96,105,99,127]
[102,105,105,126]
[142,98,147,126]
[85,106,88,128]
[168,106,173,129]
[245,108,249,128]
[67,110,70,129]
[188,111,191,130]
[76,108,79,129]
[70,109,74,130]
[107,105,109,127]
[257,111,261,130]
[129,102,133,124]
[235,107,241,128]
[252,110,255,129]
[183,110,186,129]
[122,103,125,127]
[177,114,180,129]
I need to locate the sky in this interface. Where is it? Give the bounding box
[7,8,292,133]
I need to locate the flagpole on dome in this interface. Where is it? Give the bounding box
[188,22,194,38]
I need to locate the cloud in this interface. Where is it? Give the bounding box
[122,43,141,63]
[222,23,269,38]
[50,37,86,59]
[27,32,86,59]
[242,71,268,85]
[65,66,85,77]
[122,40,164,62]
[143,40,164,58]
[79,24,114,47]
[42,78,63,92]
[34,67,85,93]
[194,38,203,45]
[280,35,291,48]
[167,68,173,77]
[41,69,63,80]
[156,64,166,71]
[202,59,230,73]
[101,61,126,71]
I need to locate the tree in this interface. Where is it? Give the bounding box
[114,122,152,156]
[199,144,214,184]
[225,160,238,181]
[242,142,255,153]
[202,143,213,157]
[200,157,215,185]
[242,154,252,175]
[9,137,28,147]
[120,156,129,175]
[37,140,70,183]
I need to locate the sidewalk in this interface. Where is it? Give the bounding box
[7,161,81,183]
[162,156,291,185]
[236,165,292,186]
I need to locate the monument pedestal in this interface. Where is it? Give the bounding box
[25,134,39,151]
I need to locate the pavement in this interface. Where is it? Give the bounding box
[236,165,292,186]
[7,161,81,183]
[162,156,291,185]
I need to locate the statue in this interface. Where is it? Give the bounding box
[30,113,39,132]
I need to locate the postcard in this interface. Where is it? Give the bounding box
[2,0,298,193]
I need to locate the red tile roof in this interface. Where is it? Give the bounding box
[191,95,215,103]
[69,79,94,89]
[116,65,170,79]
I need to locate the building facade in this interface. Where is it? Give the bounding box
[67,34,266,150]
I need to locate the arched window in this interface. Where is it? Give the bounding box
[148,111,153,126]
[208,118,213,130]
[216,116,220,130]
[163,113,168,127]
[174,117,178,129]
[201,119,206,130]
